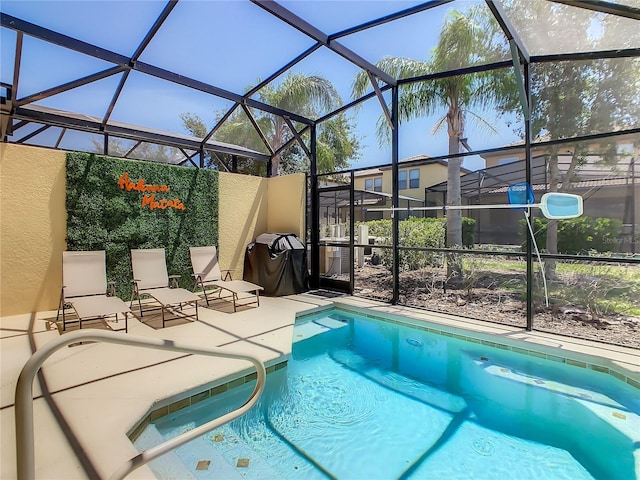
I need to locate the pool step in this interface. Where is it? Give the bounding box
[469,355,640,443]
[134,423,282,479]
[293,316,349,342]
[178,425,283,479]
[133,424,196,479]
[464,354,640,479]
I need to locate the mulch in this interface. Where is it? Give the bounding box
[352,264,640,350]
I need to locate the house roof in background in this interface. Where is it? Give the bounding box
[427,154,639,198]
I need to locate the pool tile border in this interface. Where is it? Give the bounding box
[312,304,640,392]
[128,360,288,442]
[130,303,639,442]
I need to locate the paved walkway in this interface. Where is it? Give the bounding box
[1,293,331,479]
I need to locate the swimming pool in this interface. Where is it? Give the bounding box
[135,308,640,479]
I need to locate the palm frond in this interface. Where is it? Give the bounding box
[431,115,448,136]
[462,109,499,137]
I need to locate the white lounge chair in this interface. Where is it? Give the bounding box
[57,250,130,332]
[130,248,200,327]
[190,246,263,312]
[189,246,232,303]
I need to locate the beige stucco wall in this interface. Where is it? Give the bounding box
[417,164,449,190]
[0,144,305,316]
[266,173,306,237]
[0,144,67,316]
[218,172,268,280]
[217,172,306,279]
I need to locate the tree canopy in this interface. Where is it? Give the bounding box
[352,6,517,251]
[182,72,361,176]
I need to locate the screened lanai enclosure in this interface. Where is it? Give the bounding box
[2,0,639,348]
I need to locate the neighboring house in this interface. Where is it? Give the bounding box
[324,138,638,254]
[353,155,469,221]
[426,150,640,252]
[477,134,640,250]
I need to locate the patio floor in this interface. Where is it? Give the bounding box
[1,293,639,479]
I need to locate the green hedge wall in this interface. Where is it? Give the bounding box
[66,153,219,299]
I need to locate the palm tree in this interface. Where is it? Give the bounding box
[183,72,358,176]
[352,7,514,258]
[257,72,342,176]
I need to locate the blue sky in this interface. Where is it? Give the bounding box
[1,0,523,171]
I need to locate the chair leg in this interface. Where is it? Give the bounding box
[130,285,144,317]
[56,291,63,323]
[203,286,210,306]
[57,290,68,331]
[194,277,210,306]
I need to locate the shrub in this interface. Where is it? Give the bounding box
[524,216,623,254]
[461,217,476,247]
[399,217,446,270]
[358,217,478,271]
[363,219,392,238]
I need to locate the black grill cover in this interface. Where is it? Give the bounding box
[243,233,309,296]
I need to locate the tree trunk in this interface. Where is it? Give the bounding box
[446,137,463,247]
[271,154,281,177]
[446,106,463,281]
[269,118,287,177]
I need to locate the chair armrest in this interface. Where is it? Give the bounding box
[169,274,180,288]
[222,270,233,281]
[108,281,116,296]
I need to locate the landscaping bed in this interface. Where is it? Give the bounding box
[352,263,640,350]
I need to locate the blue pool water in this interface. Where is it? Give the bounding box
[137,309,640,480]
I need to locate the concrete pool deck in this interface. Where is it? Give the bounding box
[1,293,639,479]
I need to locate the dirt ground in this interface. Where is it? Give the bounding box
[352,264,640,350]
